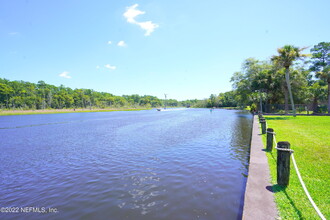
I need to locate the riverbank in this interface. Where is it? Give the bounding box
[0,108,151,116]
[242,115,278,220]
[263,116,330,219]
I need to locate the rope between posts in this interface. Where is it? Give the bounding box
[291,154,326,220]
[266,131,276,135]
[271,133,326,220]
[275,147,294,153]
[273,132,277,149]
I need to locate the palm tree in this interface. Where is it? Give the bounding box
[271,45,307,116]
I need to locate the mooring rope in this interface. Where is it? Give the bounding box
[275,147,294,153]
[291,154,326,220]
[266,131,276,135]
[272,133,326,220]
[273,132,277,148]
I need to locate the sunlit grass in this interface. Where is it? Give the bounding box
[262,116,330,219]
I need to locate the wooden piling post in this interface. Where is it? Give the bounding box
[260,119,266,134]
[266,128,274,151]
[277,141,291,186]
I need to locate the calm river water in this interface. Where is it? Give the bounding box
[0,109,252,220]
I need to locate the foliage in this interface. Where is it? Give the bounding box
[271,45,308,69]
[194,91,237,108]
[0,78,189,110]
[250,103,257,112]
[228,42,328,114]
[310,42,330,74]
[310,42,330,114]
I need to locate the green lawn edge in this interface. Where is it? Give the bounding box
[261,116,330,219]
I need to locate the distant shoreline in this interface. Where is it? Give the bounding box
[0,108,150,116]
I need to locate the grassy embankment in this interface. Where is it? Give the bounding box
[262,116,330,219]
[0,108,151,116]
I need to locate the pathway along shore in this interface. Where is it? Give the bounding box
[242,115,278,219]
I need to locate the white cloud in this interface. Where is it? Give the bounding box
[123,4,145,24]
[105,64,116,70]
[59,71,71,79]
[117,40,127,47]
[96,65,100,69]
[123,4,159,36]
[107,41,112,44]
[137,21,159,36]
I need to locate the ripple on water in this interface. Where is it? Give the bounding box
[0,109,252,219]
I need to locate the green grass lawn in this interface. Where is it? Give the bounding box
[262,116,330,219]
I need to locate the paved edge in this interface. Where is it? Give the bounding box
[242,115,278,220]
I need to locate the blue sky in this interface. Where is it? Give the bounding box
[1,0,329,100]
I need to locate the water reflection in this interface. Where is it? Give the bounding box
[230,111,253,162]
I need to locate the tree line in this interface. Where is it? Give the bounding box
[2,42,329,112]
[200,42,330,114]
[0,78,198,110]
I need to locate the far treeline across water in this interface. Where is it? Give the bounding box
[200,42,330,115]
[0,79,199,110]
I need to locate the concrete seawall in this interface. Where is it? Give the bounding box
[242,115,278,219]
